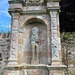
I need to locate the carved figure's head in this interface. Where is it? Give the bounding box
[32,27,39,35]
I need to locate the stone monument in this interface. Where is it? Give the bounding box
[4,0,66,75]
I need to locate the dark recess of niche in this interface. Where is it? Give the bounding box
[59,0,75,33]
[0,53,2,61]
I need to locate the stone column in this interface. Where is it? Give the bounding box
[50,10,61,66]
[8,13,20,65]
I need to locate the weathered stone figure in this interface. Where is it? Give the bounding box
[31,27,39,62]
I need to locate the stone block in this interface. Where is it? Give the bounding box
[18,44,24,51]
[18,39,24,44]
[10,3,22,9]
[31,60,39,64]
[51,59,61,66]
[40,57,48,64]
[50,70,64,75]
[18,33,23,38]
[21,68,49,75]
[4,70,20,75]
[47,2,59,8]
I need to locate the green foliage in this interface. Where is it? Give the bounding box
[62,32,75,40]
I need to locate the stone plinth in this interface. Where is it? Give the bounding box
[31,60,39,64]
[4,64,66,75]
[51,59,61,66]
[48,65,66,75]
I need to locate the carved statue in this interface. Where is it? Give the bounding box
[31,27,39,61]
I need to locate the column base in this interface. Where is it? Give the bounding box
[8,58,18,65]
[51,59,61,66]
[48,65,67,75]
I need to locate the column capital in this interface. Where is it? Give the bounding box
[11,13,20,30]
[11,12,20,20]
[48,8,60,13]
[50,11,57,18]
[47,1,60,12]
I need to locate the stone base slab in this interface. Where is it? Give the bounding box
[50,70,64,75]
[51,59,61,66]
[8,58,18,65]
[4,64,66,75]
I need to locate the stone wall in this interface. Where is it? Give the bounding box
[61,32,75,75]
[0,33,10,75]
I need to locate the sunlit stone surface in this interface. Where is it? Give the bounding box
[4,0,66,75]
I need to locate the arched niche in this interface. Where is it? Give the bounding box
[22,18,50,64]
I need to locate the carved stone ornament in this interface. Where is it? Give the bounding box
[10,43,16,58]
[31,27,39,44]
[10,48,16,58]
[52,33,59,58]
[31,27,39,62]
[11,33,17,41]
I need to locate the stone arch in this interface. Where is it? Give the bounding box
[22,16,50,27]
[21,16,51,64]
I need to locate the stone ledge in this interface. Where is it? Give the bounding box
[8,1,45,6]
[23,3,45,6]
[8,8,22,15]
[48,65,67,70]
[4,64,66,70]
[8,8,46,14]
[8,1,23,4]
[47,6,60,10]
[21,10,46,14]
[47,0,61,2]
